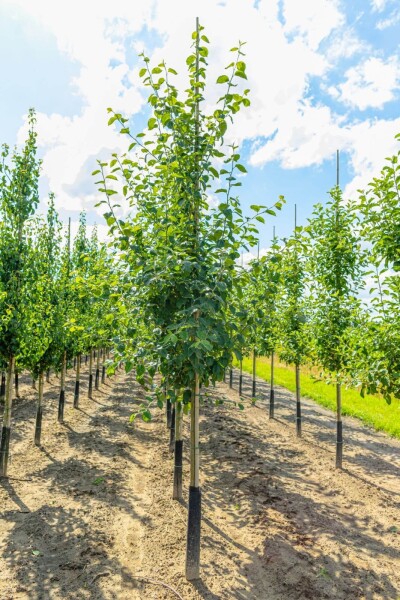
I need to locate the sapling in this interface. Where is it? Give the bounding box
[307,162,364,468]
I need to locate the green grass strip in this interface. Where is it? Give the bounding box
[235,356,400,439]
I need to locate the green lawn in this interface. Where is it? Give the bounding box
[234,356,400,439]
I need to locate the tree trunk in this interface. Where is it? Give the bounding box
[88,348,93,399]
[269,350,275,418]
[58,351,66,424]
[239,360,243,396]
[46,369,51,384]
[185,374,201,581]
[295,363,301,437]
[0,356,15,477]
[229,367,233,389]
[34,372,44,446]
[173,401,183,500]
[336,382,343,468]
[74,355,81,408]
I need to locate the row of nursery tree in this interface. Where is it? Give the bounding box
[230,149,400,468]
[92,21,400,580]
[0,110,122,476]
[1,21,399,582]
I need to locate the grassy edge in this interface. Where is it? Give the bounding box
[234,357,400,440]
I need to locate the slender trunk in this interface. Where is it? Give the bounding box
[336,382,343,468]
[85,354,88,365]
[95,347,100,390]
[58,351,66,424]
[185,373,201,581]
[88,348,93,399]
[0,357,15,477]
[223,369,226,383]
[295,363,301,437]
[252,349,256,398]
[32,377,36,390]
[73,356,76,370]
[229,367,233,389]
[0,371,5,402]
[46,369,50,384]
[173,401,183,500]
[169,406,176,453]
[74,355,81,408]
[34,372,44,446]
[239,360,243,396]
[15,370,20,399]
[269,350,275,418]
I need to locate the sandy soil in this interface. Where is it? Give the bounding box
[0,365,399,599]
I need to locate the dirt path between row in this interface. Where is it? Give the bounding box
[0,366,399,599]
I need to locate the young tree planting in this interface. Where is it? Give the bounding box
[95,21,281,579]
[306,182,364,468]
[0,109,41,476]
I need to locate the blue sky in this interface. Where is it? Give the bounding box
[1,0,399,249]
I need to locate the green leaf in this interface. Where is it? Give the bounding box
[216,75,229,84]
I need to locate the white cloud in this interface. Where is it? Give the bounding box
[377,9,400,29]
[371,0,388,11]
[333,56,400,110]
[7,0,400,229]
[343,117,400,200]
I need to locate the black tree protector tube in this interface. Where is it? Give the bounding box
[102,365,106,384]
[229,368,233,388]
[169,407,176,453]
[173,440,183,499]
[223,369,226,383]
[269,350,275,419]
[0,425,11,477]
[295,363,301,437]
[58,352,66,424]
[88,349,93,399]
[95,348,100,390]
[46,369,50,383]
[185,486,201,580]
[239,360,243,396]
[15,371,19,398]
[34,373,44,446]
[166,397,172,429]
[74,354,80,409]
[252,349,256,398]
[0,372,5,401]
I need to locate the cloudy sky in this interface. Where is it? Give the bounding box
[1,0,399,247]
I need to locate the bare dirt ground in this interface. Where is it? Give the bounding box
[0,365,399,599]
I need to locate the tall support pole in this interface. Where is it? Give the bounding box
[335,149,343,468]
[186,16,201,582]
